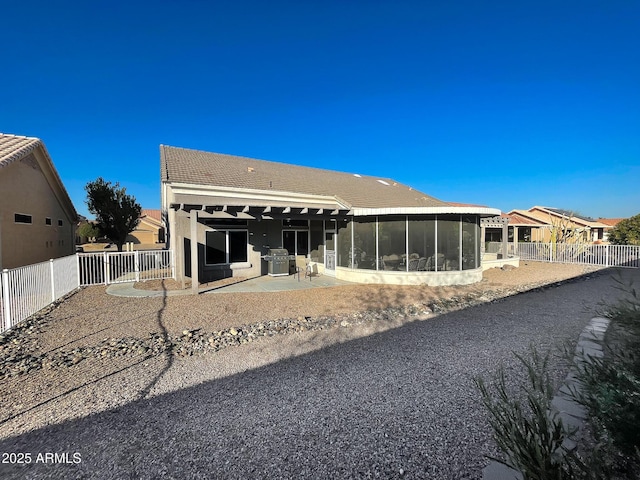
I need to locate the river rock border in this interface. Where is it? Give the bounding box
[0,269,608,380]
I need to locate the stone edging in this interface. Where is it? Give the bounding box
[482,316,611,480]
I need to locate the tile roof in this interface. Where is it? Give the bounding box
[528,206,609,228]
[0,132,78,220]
[597,218,624,227]
[501,212,548,226]
[0,133,41,168]
[142,209,162,223]
[161,145,449,209]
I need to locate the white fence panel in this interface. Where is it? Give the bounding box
[78,250,174,286]
[485,242,640,268]
[1,256,81,333]
[53,255,80,299]
[1,250,174,334]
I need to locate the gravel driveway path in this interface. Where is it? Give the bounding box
[0,267,637,479]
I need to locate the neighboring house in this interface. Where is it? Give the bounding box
[519,206,608,243]
[506,207,609,243]
[126,209,165,245]
[597,218,624,243]
[160,145,501,291]
[482,212,548,244]
[0,133,78,269]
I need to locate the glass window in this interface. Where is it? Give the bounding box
[206,230,248,265]
[45,217,52,225]
[297,231,309,256]
[283,219,308,228]
[229,231,248,263]
[283,230,308,256]
[378,216,406,271]
[283,230,295,254]
[206,231,226,265]
[437,215,461,271]
[337,219,352,267]
[462,216,479,270]
[58,219,64,226]
[353,217,377,270]
[309,220,324,263]
[15,213,32,224]
[408,215,435,270]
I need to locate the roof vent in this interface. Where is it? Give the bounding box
[247,166,255,173]
[353,174,362,178]
[377,179,390,186]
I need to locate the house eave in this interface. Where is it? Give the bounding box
[352,206,501,216]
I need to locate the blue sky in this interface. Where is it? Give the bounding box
[2,1,638,219]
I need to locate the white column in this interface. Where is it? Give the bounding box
[502,223,509,259]
[190,210,199,294]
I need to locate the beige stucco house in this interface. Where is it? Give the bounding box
[160,145,501,293]
[0,134,78,269]
[126,209,165,246]
[509,206,609,243]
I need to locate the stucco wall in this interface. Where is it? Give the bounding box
[335,266,483,286]
[0,153,75,269]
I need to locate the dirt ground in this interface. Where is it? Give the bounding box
[26,261,607,355]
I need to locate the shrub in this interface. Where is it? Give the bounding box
[571,276,640,476]
[475,347,583,479]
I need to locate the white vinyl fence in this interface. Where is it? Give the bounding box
[486,242,640,268]
[1,250,174,333]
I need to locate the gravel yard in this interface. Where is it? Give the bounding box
[0,261,633,479]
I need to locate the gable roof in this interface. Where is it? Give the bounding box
[141,209,162,226]
[527,206,609,228]
[0,133,78,221]
[161,145,449,210]
[0,134,41,167]
[597,218,624,227]
[502,212,548,226]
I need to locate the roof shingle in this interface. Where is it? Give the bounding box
[161,145,448,209]
[0,134,41,168]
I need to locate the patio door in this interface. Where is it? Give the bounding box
[325,231,336,275]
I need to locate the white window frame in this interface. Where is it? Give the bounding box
[205,229,249,266]
[282,229,310,257]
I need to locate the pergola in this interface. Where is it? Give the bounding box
[170,202,351,294]
[480,215,510,256]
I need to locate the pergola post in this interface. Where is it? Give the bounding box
[502,222,509,258]
[190,210,199,295]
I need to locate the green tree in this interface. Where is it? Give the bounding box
[85,177,142,251]
[77,222,100,243]
[607,214,640,245]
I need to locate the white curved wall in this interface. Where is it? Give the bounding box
[335,266,483,286]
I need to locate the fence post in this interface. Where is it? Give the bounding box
[76,253,81,288]
[135,250,140,282]
[605,244,609,267]
[50,259,56,302]
[2,269,11,329]
[103,251,109,285]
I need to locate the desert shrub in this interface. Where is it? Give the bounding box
[475,347,584,479]
[571,277,640,476]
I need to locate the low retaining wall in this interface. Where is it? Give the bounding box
[335,266,483,286]
[481,254,520,271]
